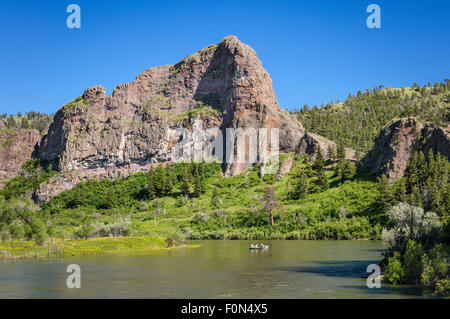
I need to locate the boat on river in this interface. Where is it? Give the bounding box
[249,244,269,250]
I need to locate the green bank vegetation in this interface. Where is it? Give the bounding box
[0,236,176,259]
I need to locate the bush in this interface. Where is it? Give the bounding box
[166,230,186,247]
[420,244,449,295]
[384,252,406,284]
[92,218,132,238]
[73,222,94,240]
[382,203,441,253]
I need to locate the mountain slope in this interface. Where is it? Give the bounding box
[294,81,450,152]
[37,36,304,177]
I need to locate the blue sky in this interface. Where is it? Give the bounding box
[0,0,449,115]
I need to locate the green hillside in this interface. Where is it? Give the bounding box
[294,80,450,152]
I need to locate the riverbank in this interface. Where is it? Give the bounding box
[0,236,196,260]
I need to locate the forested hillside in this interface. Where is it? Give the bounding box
[0,111,53,134]
[294,80,450,152]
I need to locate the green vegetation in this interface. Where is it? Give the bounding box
[0,155,383,245]
[294,80,450,152]
[381,204,449,295]
[161,102,220,122]
[0,111,53,134]
[378,151,450,295]
[0,236,181,259]
[61,96,90,113]
[0,159,57,200]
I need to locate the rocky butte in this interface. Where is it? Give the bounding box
[31,36,349,201]
[362,117,450,183]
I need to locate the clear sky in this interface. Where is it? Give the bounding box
[0,0,449,115]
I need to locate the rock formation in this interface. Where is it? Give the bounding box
[296,132,357,162]
[0,36,355,201]
[0,128,41,180]
[362,118,450,183]
[37,36,303,176]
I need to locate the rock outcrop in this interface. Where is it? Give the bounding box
[296,132,357,162]
[30,36,312,200]
[362,118,450,183]
[26,36,360,200]
[0,128,41,180]
[37,36,303,174]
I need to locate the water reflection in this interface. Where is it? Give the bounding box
[0,240,430,298]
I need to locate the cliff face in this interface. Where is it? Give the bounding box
[37,36,303,177]
[30,36,313,200]
[362,118,450,183]
[0,128,41,180]
[296,132,357,162]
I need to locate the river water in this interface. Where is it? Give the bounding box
[0,240,430,298]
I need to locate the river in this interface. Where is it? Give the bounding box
[0,240,430,298]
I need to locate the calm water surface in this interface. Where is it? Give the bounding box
[0,240,429,298]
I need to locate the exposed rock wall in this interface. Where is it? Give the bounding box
[362,118,450,183]
[296,132,357,162]
[0,128,41,180]
[37,36,303,176]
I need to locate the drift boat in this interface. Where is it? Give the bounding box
[249,245,269,250]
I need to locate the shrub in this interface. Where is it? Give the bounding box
[382,203,441,253]
[92,218,132,238]
[384,252,406,284]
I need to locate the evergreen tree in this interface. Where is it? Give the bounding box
[410,185,421,207]
[147,167,156,199]
[312,147,325,171]
[337,142,346,163]
[20,118,29,129]
[396,179,408,203]
[166,166,176,194]
[211,187,221,208]
[291,169,309,200]
[327,144,336,162]
[192,165,206,197]
[154,164,168,196]
[377,174,394,211]
[180,165,191,196]
[105,185,117,209]
[340,161,356,182]
[316,170,328,191]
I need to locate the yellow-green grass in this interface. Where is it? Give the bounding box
[0,236,196,260]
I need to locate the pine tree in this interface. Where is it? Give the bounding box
[291,169,309,200]
[105,185,117,209]
[410,185,421,207]
[396,179,408,203]
[427,150,437,181]
[377,174,394,211]
[327,144,336,162]
[192,165,206,197]
[154,164,168,196]
[180,165,191,196]
[340,161,356,182]
[166,166,176,193]
[405,152,419,191]
[20,118,29,129]
[316,170,328,191]
[337,142,346,163]
[148,167,156,199]
[312,147,325,171]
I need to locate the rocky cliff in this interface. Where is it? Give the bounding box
[37,36,304,176]
[15,36,360,201]
[0,128,41,180]
[296,132,357,162]
[362,118,450,183]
